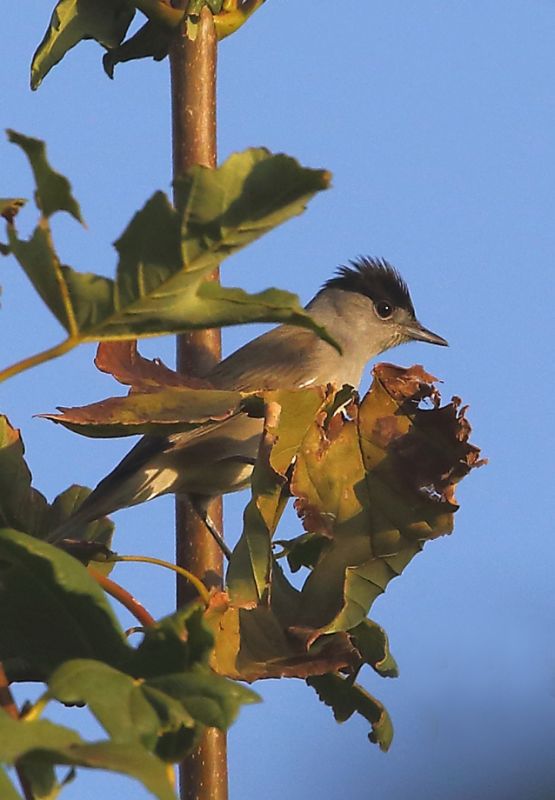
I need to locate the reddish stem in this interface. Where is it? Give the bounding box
[89,568,156,628]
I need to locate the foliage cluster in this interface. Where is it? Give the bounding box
[0,3,484,798]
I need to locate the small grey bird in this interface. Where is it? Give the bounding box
[48,257,447,553]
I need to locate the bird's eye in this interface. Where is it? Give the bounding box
[375,301,394,319]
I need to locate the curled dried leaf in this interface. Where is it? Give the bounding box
[95,341,212,392]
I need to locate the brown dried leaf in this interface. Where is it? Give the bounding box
[40,388,246,438]
[95,341,212,392]
[373,362,439,404]
[288,364,485,635]
[205,592,360,682]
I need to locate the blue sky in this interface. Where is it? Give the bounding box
[2,2,555,799]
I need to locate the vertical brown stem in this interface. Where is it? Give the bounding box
[169,6,227,800]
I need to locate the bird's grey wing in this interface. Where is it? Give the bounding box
[48,413,262,542]
[207,326,322,391]
[46,435,172,541]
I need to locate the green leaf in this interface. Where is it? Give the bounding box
[7,146,334,350]
[175,149,330,278]
[0,415,50,537]
[31,0,135,90]
[0,528,129,680]
[0,711,83,761]
[192,282,335,336]
[349,619,399,678]
[275,530,331,573]
[47,611,258,760]
[0,414,113,545]
[5,226,71,328]
[17,759,61,800]
[48,660,164,750]
[7,131,82,222]
[56,742,176,800]
[0,767,22,800]
[146,664,259,730]
[0,712,176,800]
[227,388,328,606]
[186,0,205,14]
[131,605,215,678]
[307,673,393,752]
[49,485,114,547]
[103,20,172,79]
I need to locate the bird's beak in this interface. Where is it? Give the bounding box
[404,321,448,347]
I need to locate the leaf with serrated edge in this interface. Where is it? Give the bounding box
[31,0,135,90]
[176,149,330,276]
[41,387,248,438]
[7,131,82,221]
[307,673,393,752]
[7,145,334,351]
[290,365,484,636]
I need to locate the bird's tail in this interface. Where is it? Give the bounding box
[47,437,177,544]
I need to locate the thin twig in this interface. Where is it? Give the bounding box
[112,555,211,606]
[88,568,155,628]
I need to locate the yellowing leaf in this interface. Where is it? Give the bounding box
[291,364,485,635]
[227,387,329,606]
[205,592,359,683]
[41,387,250,438]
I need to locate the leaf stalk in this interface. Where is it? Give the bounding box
[112,555,211,606]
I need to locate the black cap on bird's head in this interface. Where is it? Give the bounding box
[323,256,448,348]
[324,256,415,315]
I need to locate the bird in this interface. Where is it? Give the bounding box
[47,257,448,555]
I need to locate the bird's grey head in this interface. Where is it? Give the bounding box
[322,256,448,354]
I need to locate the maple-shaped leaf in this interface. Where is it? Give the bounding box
[288,364,485,637]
